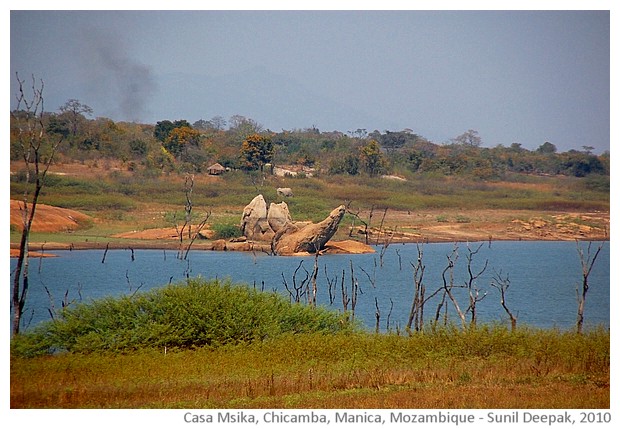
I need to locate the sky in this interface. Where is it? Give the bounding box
[8,6,612,154]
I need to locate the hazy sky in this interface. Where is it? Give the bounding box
[9,8,611,153]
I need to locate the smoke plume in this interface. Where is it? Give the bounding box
[77,27,156,121]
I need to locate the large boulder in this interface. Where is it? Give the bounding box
[272,205,346,255]
[240,195,348,255]
[240,194,274,241]
[267,202,292,233]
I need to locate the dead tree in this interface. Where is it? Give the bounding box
[395,248,403,270]
[175,174,211,260]
[282,260,309,303]
[434,289,448,326]
[379,227,395,268]
[366,205,375,245]
[407,243,426,332]
[375,207,389,245]
[345,205,373,244]
[406,243,449,332]
[358,264,376,289]
[464,243,488,327]
[340,269,349,314]
[310,253,319,307]
[349,260,359,321]
[386,298,394,332]
[575,241,604,334]
[374,297,381,334]
[11,74,63,335]
[491,270,517,331]
[441,244,467,329]
[324,265,337,305]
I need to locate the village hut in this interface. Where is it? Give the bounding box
[207,163,226,175]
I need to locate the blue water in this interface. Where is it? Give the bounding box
[10,241,609,332]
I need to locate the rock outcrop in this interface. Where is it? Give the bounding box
[272,205,346,255]
[267,202,292,233]
[240,195,274,241]
[240,195,349,255]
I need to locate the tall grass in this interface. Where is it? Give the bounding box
[11,325,609,408]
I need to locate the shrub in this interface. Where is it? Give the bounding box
[11,279,356,355]
[212,222,240,239]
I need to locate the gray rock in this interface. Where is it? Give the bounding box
[277,187,294,197]
[267,202,292,233]
[240,194,274,241]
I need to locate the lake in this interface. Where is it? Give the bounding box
[10,241,609,332]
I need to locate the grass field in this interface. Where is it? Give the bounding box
[11,327,609,409]
[11,162,609,217]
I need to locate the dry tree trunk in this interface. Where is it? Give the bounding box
[491,270,517,331]
[442,245,467,329]
[11,74,63,335]
[175,174,211,260]
[464,243,489,328]
[575,240,604,334]
[407,243,425,331]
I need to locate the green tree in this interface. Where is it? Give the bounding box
[154,119,191,142]
[192,119,210,131]
[562,152,604,177]
[147,146,176,173]
[164,126,202,158]
[240,133,274,172]
[46,114,71,138]
[129,139,148,156]
[378,130,407,153]
[360,140,386,177]
[328,153,359,175]
[154,120,174,142]
[536,141,557,154]
[509,142,524,152]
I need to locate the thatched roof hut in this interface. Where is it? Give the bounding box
[207,163,226,175]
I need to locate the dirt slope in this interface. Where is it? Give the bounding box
[10,199,91,233]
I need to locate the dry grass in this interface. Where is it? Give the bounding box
[11,329,609,409]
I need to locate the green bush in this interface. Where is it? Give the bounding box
[212,222,240,239]
[11,279,356,355]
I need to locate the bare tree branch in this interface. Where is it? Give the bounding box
[575,240,604,334]
[11,73,63,335]
[491,269,518,331]
[464,243,489,327]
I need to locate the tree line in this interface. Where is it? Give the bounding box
[11,99,609,181]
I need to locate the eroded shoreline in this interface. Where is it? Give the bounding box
[10,232,609,259]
